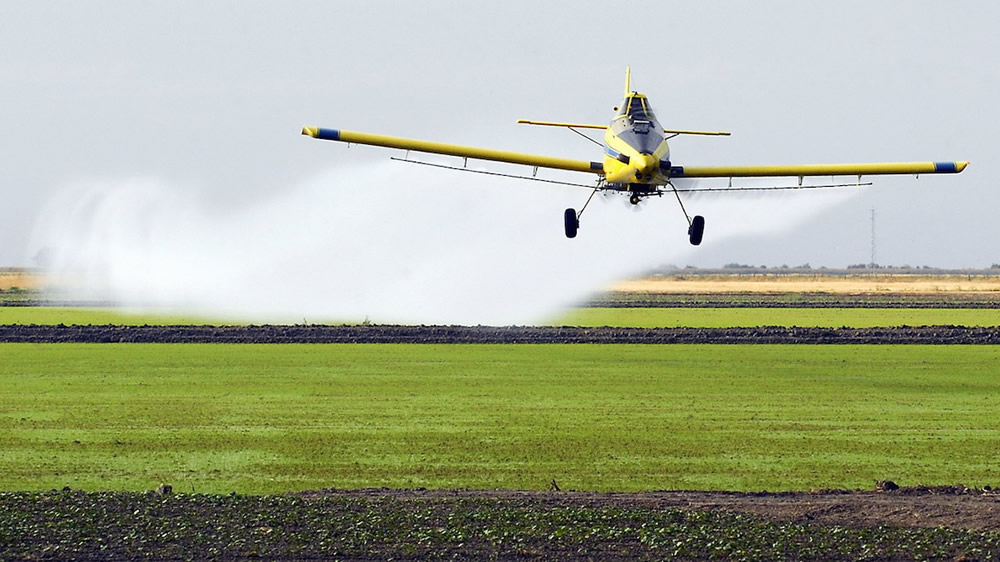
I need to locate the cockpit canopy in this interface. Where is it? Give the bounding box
[617,93,658,123]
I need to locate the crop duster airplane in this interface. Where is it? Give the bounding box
[302,68,967,245]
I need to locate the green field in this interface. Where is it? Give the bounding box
[556,307,1000,328]
[3,305,999,327]
[0,307,240,326]
[3,343,999,494]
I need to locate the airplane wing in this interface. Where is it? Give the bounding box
[517,120,731,136]
[671,161,969,178]
[301,126,603,174]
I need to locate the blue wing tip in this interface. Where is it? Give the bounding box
[302,127,341,141]
[315,128,341,141]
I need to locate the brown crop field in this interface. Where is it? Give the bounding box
[612,273,1000,295]
[0,270,40,291]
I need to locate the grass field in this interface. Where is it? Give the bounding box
[3,306,999,328]
[556,307,1000,328]
[0,307,237,326]
[3,343,999,494]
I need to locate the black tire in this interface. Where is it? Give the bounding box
[564,208,579,238]
[688,215,705,246]
[629,194,641,205]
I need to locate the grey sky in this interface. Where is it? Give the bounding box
[2,1,996,269]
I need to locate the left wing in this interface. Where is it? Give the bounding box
[671,161,969,178]
[302,126,603,174]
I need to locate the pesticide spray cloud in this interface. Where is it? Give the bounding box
[30,164,857,324]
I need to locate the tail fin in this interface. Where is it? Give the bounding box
[624,66,632,96]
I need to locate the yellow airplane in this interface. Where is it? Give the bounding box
[302,67,968,245]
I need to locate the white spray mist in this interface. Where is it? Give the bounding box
[29,164,857,324]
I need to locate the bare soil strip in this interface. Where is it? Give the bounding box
[4,487,1000,561]
[1,324,999,344]
[297,486,1000,532]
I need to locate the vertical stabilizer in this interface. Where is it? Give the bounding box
[624,66,632,96]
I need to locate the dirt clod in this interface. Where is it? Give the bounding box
[876,480,900,492]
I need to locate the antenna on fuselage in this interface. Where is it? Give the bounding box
[624,66,632,96]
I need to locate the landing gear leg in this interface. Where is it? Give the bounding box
[564,187,600,239]
[668,181,706,246]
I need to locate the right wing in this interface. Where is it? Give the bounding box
[671,162,969,178]
[301,126,603,174]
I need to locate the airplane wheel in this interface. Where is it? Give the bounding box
[688,215,705,246]
[629,194,641,205]
[564,208,579,238]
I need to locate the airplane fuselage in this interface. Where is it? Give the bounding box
[602,92,671,192]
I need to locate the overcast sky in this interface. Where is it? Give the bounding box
[3,1,996,272]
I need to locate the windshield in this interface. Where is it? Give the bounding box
[617,94,656,123]
[629,96,648,119]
